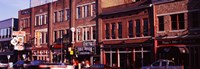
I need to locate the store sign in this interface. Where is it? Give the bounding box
[83,41,96,46]
[12,31,26,36]
[75,46,95,55]
[158,39,200,45]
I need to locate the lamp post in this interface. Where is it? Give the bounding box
[7,55,10,62]
[22,54,26,61]
[61,36,63,63]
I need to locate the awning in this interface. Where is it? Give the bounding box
[0,52,13,55]
[157,46,189,54]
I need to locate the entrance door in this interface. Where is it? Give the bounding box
[120,53,133,69]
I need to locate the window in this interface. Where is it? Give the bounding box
[91,3,96,16]
[44,14,48,24]
[161,61,167,66]
[128,20,133,38]
[118,22,122,38]
[77,28,81,41]
[66,9,70,20]
[77,7,81,19]
[54,31,57,42]
[92,26,96,39]
[41,15,45,25]
[84,5,89,17]
[143,18,149,36]
[59,10,64,22]
[136,19,141,37]
[171,13,185,30]
[152,62,160,66]
[54,12,57,22]
[59,30,64,38]
[106,23,110,39]
[35,16,39,26]
[86,28,90,40]
[158,16,164,31]
[192,11,200,28]
[111,23,116,39]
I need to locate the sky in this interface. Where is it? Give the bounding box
[0,0,30,21]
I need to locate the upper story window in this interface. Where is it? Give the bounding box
[111,23,116,39]
[143,18,149,36]
[77,7,81,19]
[136,19,141,37]
[171,13,185,30]
[76,28,81,41]
[53,31,57,42]
[92,26,96,40]
[84,5,89,17]
[58,10,64,22]
[105,23,110,39]
[0,28,11,39]
[118,22,122,38]
[21,18,30,28]
[54,12,57,23]
[66,9,70,20]
[158,16,164,31]
[91,3,96,16]
[192,11,200,28]
[76,2,96,19]
[128,20,134,38]
[35,14,47,26]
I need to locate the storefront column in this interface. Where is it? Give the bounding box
[90,56,93,65]
[117,49,120,67]
[133,48,135,68]
[189,47,191,69]
[110,48,112,67]
[141,47,144,66]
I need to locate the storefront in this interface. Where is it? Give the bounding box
[102,43,154,69]
[156,37,200,69]
[32,47,50,62]
[75,41,97,65]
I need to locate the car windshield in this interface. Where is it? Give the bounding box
[152,61,160,66]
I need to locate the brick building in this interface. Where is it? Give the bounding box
[18,0,97,63]
[98,0,154,68]
[153,0,200,68]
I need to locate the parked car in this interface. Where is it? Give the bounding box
[85,64,112,69]
[0,61,9,69]
[141,59,184,69]
[39,63,74,69]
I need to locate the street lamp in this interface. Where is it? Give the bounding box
[7,55,10,62]
[22,54,26,61]
[61,36,63,63]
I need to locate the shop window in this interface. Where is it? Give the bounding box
[106,23,110,39]
[158,16,164,31]
[143,18,149,36]
[111,23,116,39]
[118,22,122,38]
[128,20,134,38]
[171,13,185,30]
[192,11,200,28]
[136,19,141,37]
